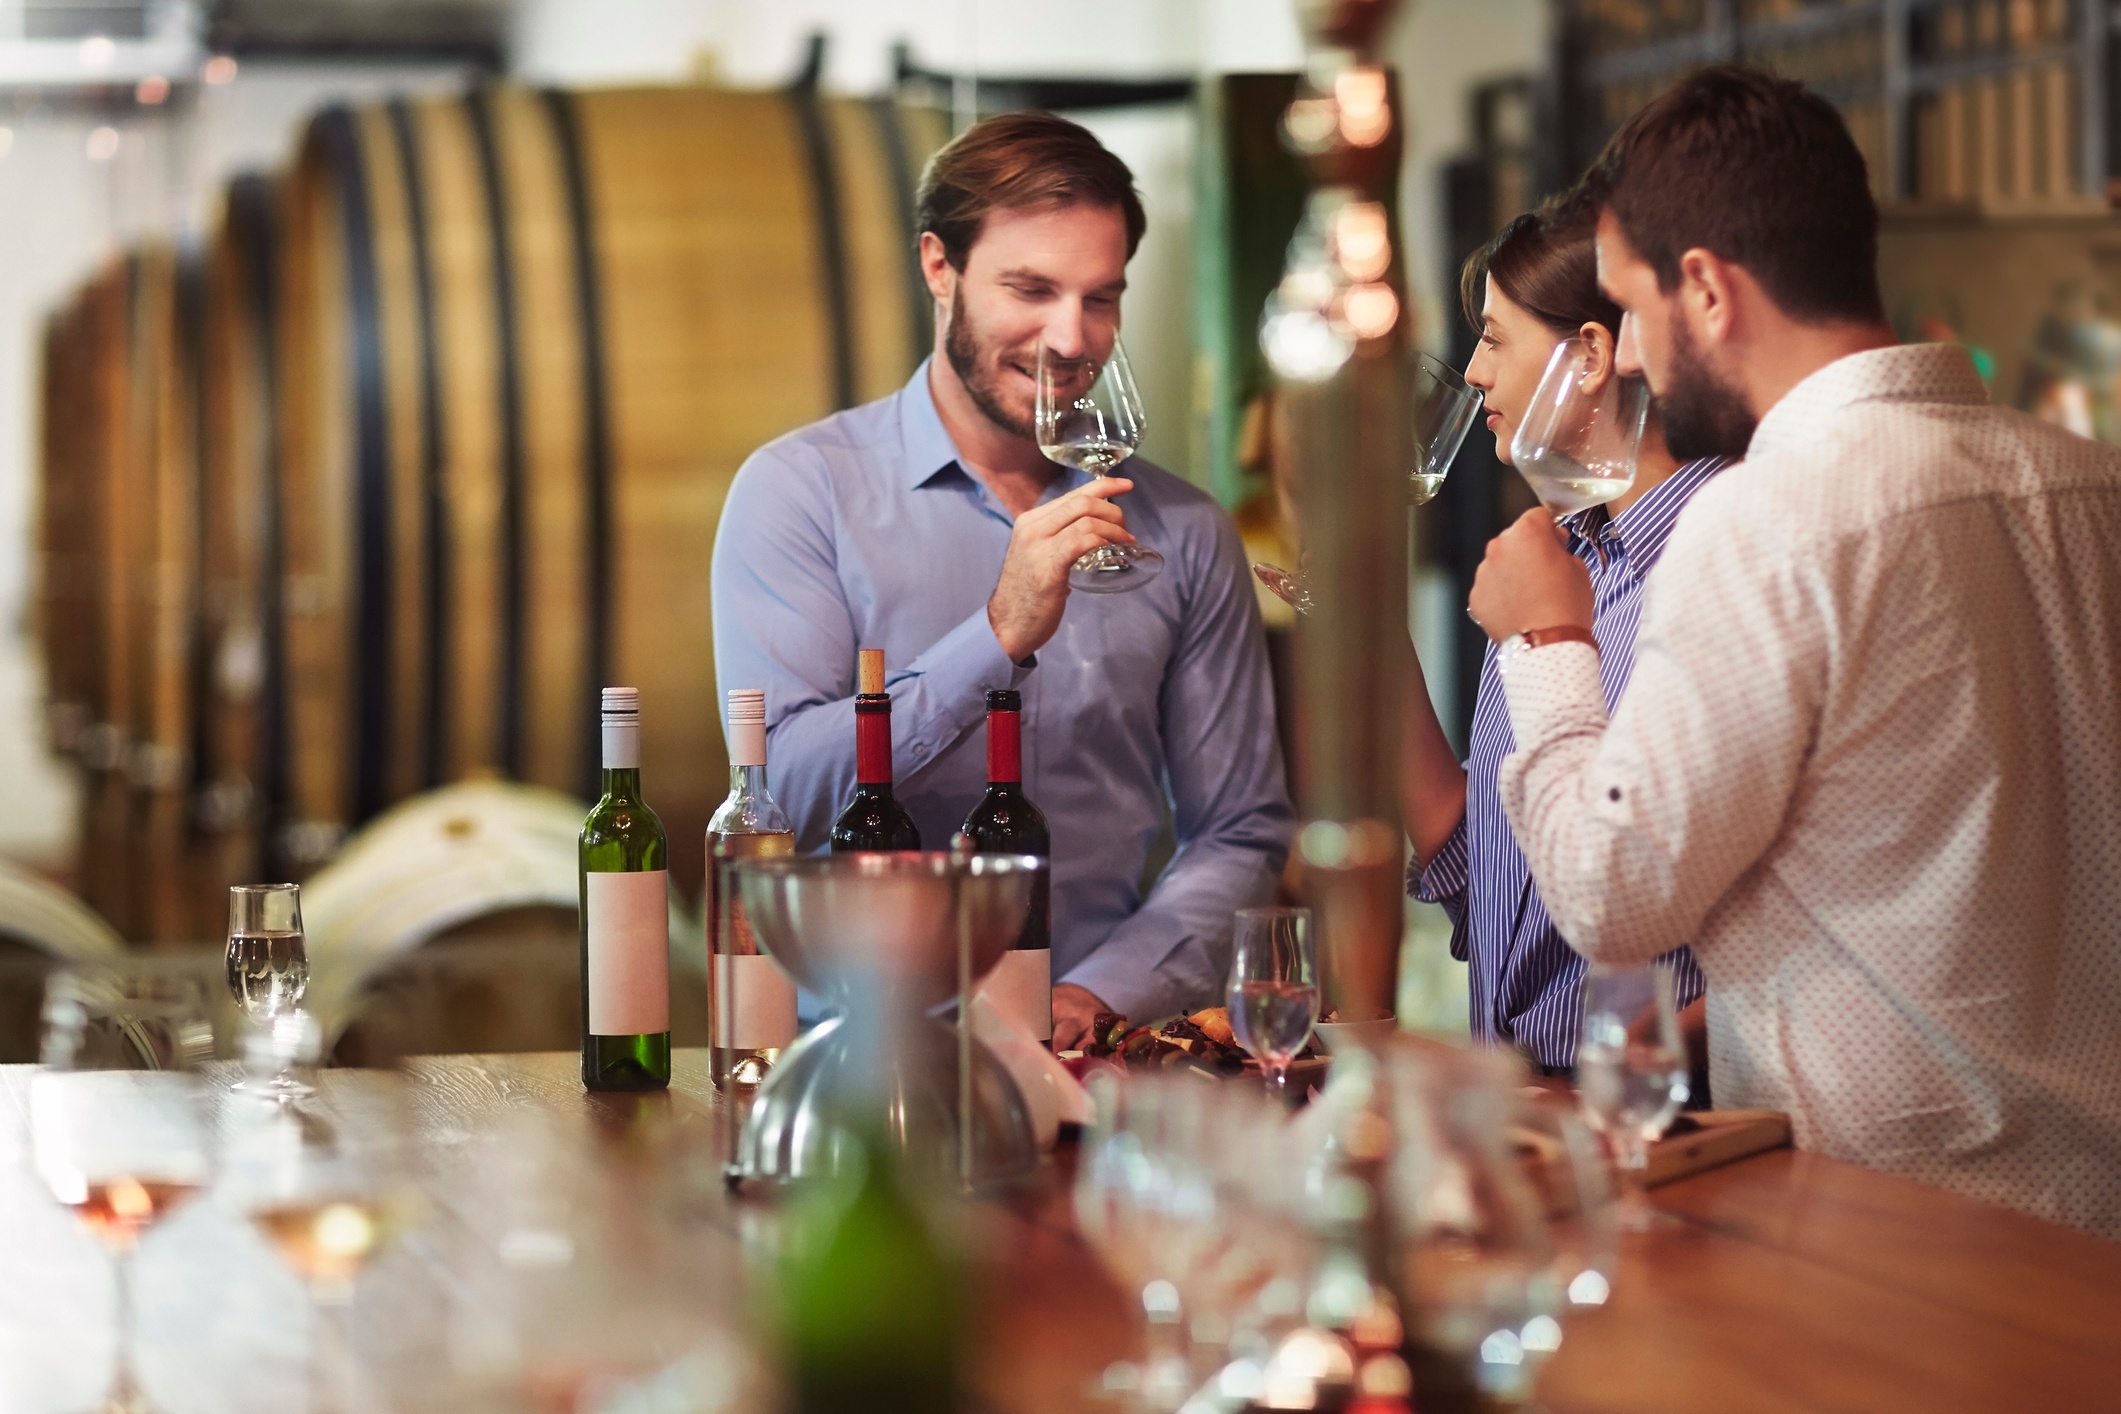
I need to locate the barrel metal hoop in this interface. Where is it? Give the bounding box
[787,86,857,412]
[868,96,932,373]
[464,86,528,782]
[538,87,612,801]
[315,106,394,827]
[226,174,290,872]
[385,98,450,793]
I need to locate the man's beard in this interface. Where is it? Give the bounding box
[1656,316,1757,461]
[944,284,1034,440]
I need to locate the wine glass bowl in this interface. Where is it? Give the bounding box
[1034,339,1162,594]
[1410,351,1481,507]
[1226,907,1319,1094]
[1576,963,1690,1231]
[34,960,218,1414]
[1509,337,1650,520]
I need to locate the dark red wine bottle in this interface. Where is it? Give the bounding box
[958,689,1051,1039]
[830,649,922,853]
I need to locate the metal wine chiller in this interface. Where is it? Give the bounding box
[728,851,1044,1188]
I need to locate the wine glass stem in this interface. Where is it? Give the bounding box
[110,1247,144,1408]
[1616,1133,1652,1231]
[310,1295,348,1414]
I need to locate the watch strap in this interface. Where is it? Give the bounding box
[1519,625,1598,652]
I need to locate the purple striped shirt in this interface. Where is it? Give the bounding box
[1414,456,1730,1067]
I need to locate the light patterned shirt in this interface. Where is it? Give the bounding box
[1495,343,2121,1239]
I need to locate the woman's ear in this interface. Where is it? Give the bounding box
[1577,321,1617,391]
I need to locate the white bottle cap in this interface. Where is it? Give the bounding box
[601,686,639,767]
[726,688,766,768]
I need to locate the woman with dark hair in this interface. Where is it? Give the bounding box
[1402,201,1727,1075]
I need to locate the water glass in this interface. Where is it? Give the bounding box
[1226,907,1319,1095]
[1576,963,1690,1229]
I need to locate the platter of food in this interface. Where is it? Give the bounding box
[1056,1007,1331,1088]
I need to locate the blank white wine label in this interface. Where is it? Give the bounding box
[711,953,797,1049]
[586,870,668,1034]
[978,949,1052,1041]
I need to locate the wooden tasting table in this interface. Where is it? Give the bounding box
[2,1050,2117,1414]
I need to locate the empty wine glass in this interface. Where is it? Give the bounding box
[226,882,313,1098]
[1409,351,1482,507]
[1510,336,1650,520]
[1035,339,1161,594]
[34,960,217,1414]
[1226,907,1318,1096]
[222,1071,422,1412]
[1575,963,1690,1231]
[1074,1074,1194,1411]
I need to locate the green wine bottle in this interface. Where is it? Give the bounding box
[579,686,671,1091]
[779,1028,961,1410]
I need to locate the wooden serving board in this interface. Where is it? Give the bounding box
[1644,1109,1792,1187]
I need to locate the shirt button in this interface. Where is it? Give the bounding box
[1608,787,1622,802]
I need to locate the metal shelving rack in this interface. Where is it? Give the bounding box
[1555,0,2119,210]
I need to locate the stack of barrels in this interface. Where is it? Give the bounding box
[37,81,950,941]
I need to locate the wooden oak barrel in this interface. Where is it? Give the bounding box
[300,780,707,1061]
[196,175,283,889]
[42,250,217,943]
[275,82,947,897]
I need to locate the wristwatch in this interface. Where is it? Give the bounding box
[1499,625,1598,667]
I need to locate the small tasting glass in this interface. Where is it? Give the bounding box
[1575,963,1690,1230]
[226,883,314,1098]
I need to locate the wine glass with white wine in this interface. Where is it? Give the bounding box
[1410,350,1483,507]
[1510,336,1650,520]
[1036,339,1161,594]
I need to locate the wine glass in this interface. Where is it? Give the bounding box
[1251,349,1481,614]
[226,882,313,1097]
[1074,1074,1194,1411]
[1510,336,1650,519]
[1575,963,1690,1231]
[33,960,217,1414]
[1226,907,1318,1096]
[1035,338,1161,594]
[222,1071,421,1412]
[1409,351,1482,507]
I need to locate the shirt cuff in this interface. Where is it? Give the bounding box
[899,605,1037,759]
[1411,820,1470,905]
[1060,947,1181,1026]
[1497,639,1606,745]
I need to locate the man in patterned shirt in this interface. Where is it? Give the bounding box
[1469,68,2121,1237]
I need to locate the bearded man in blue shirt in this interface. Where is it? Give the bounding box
[711,111,1293,1049]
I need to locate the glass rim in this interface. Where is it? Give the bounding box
[1415,348,1472,391]
[1234,905,1312,921]
[228,882,299,895]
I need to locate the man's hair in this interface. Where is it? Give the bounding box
[915,110,1146,271]
[1460,199,1623,339]
[1582,66,1885,325]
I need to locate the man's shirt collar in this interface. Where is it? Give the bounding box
[1748,342,1988,461]
[897,357,966,490]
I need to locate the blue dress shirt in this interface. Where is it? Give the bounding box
[1415,457,1730,1067]
[711,361,1295,1021]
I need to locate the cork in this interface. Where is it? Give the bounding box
[857,648,885,696]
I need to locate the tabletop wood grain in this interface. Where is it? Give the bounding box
[2,1052,2116,1414]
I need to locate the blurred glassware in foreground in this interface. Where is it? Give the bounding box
[1576,963,1690,1231]
[34,959,218,1414]
[222,1071,424,1412]
[226,882,314,1097]
[1510,337,1649,520]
